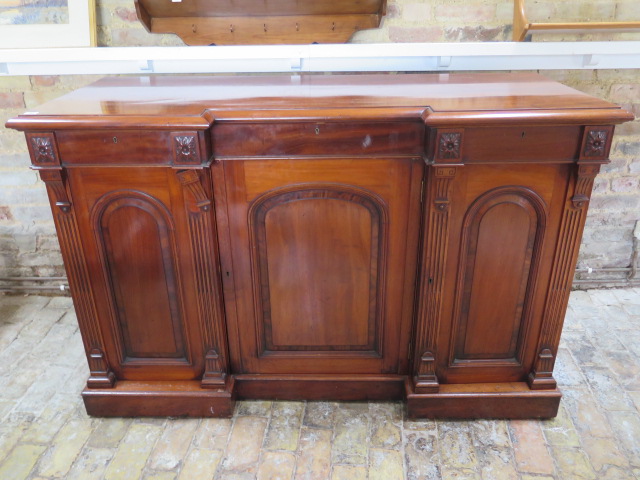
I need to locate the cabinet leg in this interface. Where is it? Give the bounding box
[86,349,116,388]
[413,350,440,393]
[528,348,558,390]
[201,349,227,388]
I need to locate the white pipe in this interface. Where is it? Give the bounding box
[0,42,639,76]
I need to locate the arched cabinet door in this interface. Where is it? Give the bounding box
[433,163,570,384]
[217,158,423,376]
[67,167,209,381]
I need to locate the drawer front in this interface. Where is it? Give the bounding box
[56,130,171,165]
[431,126,583,164]
[56,130,209,166]
[213,122,425,158]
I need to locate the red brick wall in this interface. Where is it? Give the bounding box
[0,0,638,283]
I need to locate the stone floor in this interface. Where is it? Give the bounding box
[0,289,639,480]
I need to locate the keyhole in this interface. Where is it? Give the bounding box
[315,127,320,135]
[521,131,526,138]
[112,137,118,143]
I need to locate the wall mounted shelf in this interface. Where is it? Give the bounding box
[134,0,387,45]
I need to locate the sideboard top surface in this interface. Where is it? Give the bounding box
[7,73,633,131]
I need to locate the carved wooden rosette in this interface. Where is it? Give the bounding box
[437,132,462,161]
[171,132,205,166]
[582,128,611,158]
[38,168,116,388]
[413,165,458,393]
[26,133,60,167]
[176,169,228,388]
[529,127,608,390]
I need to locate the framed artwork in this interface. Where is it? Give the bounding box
[0,0,96,48]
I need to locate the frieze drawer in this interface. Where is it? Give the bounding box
[56,130,209,167]
[212,122,425,158]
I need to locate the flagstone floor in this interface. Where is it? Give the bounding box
[0,288,639,479]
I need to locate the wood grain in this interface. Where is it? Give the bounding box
[7,73,633,418]
[252,187,382,352]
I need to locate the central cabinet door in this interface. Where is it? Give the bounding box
[216,158,422,375]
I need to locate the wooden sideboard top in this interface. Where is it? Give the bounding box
[7,73,633,131]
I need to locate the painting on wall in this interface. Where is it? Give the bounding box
[0,0,95,48]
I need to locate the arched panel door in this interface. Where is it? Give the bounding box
[446,186,548,381]
[92,191,191,371]
[218,158,422,376]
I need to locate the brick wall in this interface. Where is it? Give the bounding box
[1,0,639,283]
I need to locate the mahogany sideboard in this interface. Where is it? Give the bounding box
[7,73,633,418]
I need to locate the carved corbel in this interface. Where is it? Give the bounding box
[571,164,600,210]
[176,169,228,388]
[177,169,212,212]
[38,169,71,213]
[433,166,457,212]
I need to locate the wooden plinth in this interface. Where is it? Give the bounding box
[405,380,561,419]
[82,375,561,418]
[83,378,236,417]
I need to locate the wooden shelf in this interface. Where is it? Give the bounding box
[134,0,387,45]
[513,0,640,41]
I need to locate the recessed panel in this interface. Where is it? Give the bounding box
[453,189,544,365]
[251,187,384,353]
[97,195,186,361]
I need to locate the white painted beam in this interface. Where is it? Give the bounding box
[0,42,638,76]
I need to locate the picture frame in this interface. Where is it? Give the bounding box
[0,0,96,48]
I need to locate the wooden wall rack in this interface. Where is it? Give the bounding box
[513,0,640,41]
[134,0,387,45]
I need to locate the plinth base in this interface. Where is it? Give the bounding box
[83,377,236,417]
[405,379,561,419]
